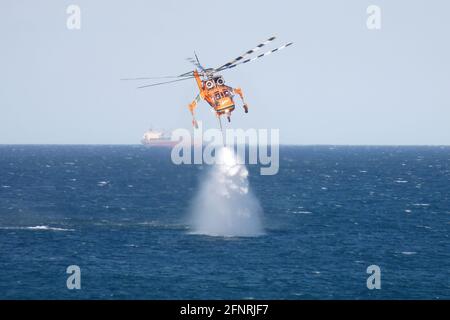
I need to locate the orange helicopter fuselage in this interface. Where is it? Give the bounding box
[193,70,235,116]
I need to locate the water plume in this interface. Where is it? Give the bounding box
[189,147,264,237]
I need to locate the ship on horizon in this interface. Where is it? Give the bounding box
[141,129,178,147]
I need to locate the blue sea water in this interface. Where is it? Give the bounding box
[0,145,449,299]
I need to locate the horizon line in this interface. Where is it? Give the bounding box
[1,143,450,147]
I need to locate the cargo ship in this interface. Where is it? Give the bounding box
[141,129,178,147]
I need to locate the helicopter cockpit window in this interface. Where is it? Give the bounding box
[214,93,221,101]
[223,90,230,97]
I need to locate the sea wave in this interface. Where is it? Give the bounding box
[0,225,74,232]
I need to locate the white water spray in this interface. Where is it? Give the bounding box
[189,147,264,237]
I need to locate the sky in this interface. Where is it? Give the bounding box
[0,0,449,145]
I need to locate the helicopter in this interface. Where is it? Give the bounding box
[122,36,293,129]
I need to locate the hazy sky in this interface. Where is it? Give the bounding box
[1,0,449,144]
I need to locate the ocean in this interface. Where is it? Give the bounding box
[0,145,449,299]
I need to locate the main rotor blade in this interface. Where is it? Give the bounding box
[186,51,206,72]
[214,36,276,72]
[177,70,210,77]
[137,76,194,89]
[179,70,195,77]
[195,52,207,72]
[222,42,293,71]
[121,75,188,81]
